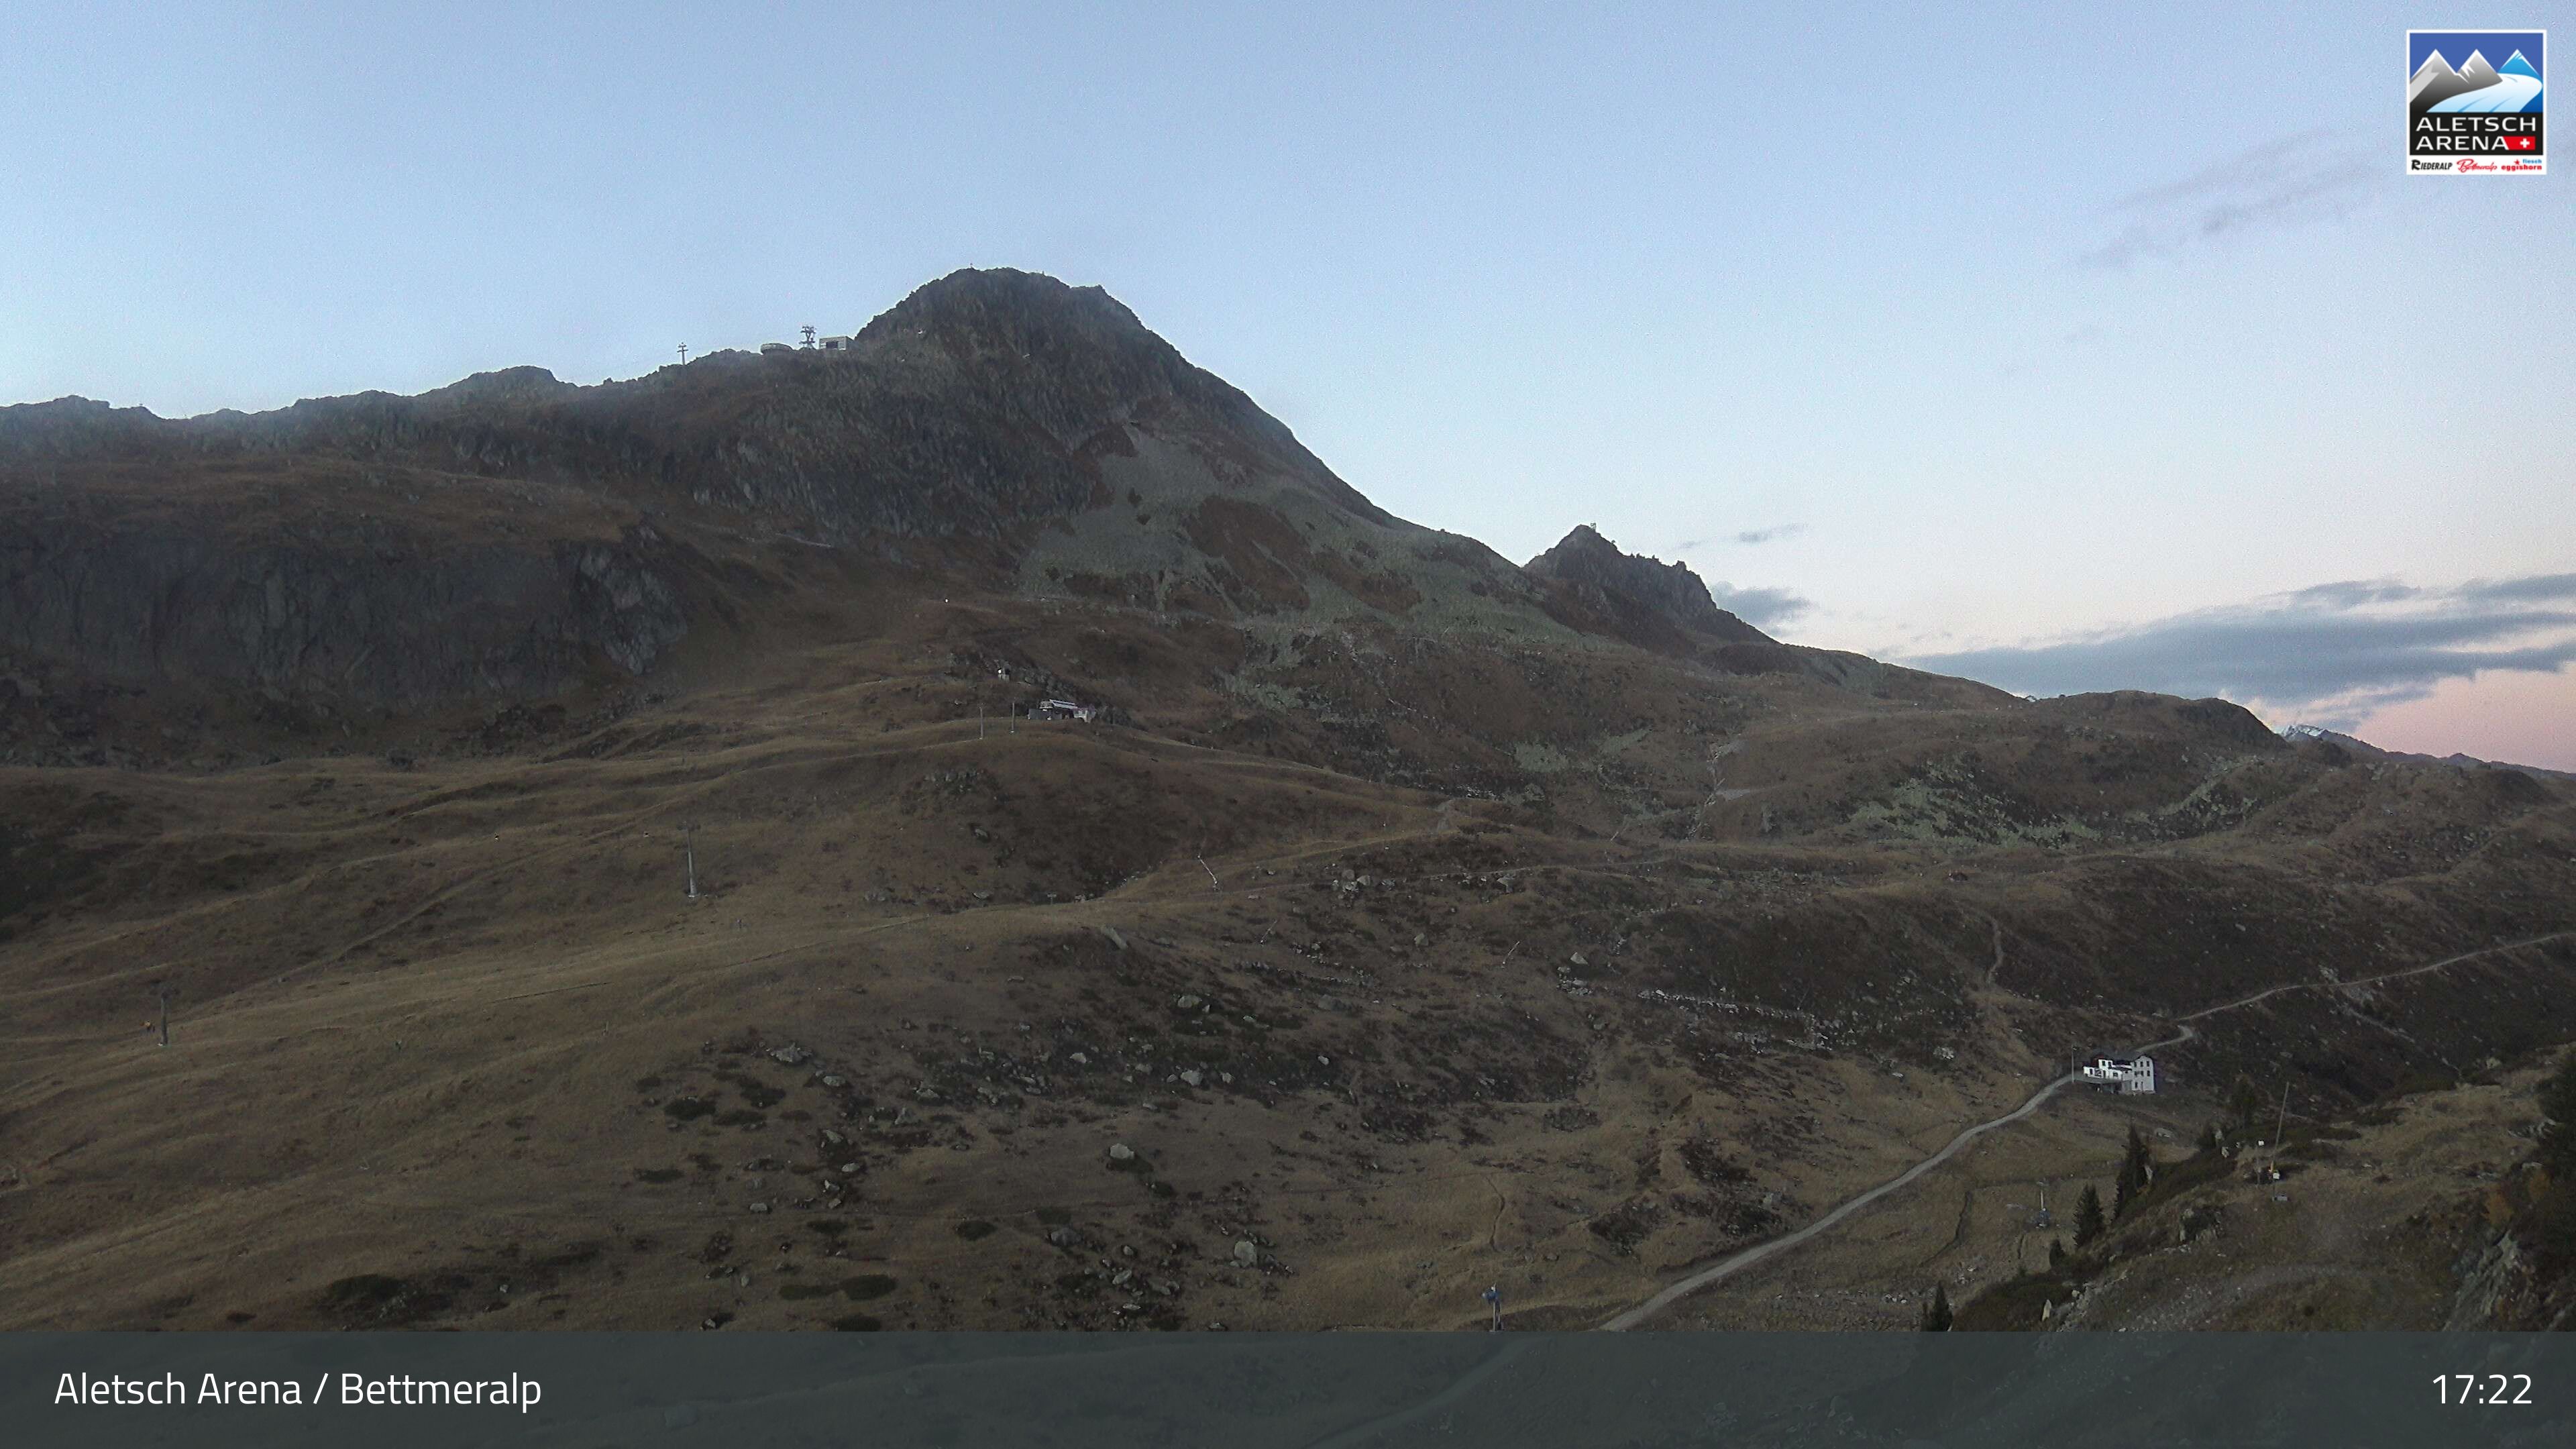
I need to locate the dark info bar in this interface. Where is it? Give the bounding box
[7,1331,2573,1447]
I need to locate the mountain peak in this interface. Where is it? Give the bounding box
[1524,525,1770,645]
[2500,50,2540,80]
[860,268,1159,357]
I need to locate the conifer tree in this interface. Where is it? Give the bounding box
[2231,1079,2263,1130]
[2075,1184,2106,1245]
[2124,1124,2153,1181]
[2540,1053,2576,1179]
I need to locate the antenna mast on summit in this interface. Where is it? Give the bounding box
[677,343,689,365]
[801,325,816,349]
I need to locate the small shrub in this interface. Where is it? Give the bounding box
[324,1274,410,1307]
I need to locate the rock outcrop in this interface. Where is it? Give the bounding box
[1523,525,1772,646]
[0,508,689,706]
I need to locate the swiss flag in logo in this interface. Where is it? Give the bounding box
[2504,136,2538,151]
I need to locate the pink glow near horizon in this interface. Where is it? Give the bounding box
[2351,667,2576,773]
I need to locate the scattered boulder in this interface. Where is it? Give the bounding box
[1232,1240,1260,1268]
[1179,1070,1203,1088]
[1108,1143,1136,1163]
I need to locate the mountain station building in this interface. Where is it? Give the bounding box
[2082,1052,2157,1095]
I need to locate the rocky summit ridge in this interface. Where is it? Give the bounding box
[0,268,1883,731]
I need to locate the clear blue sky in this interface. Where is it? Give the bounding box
[6,3,2571,766]
[2410,31,2543,75]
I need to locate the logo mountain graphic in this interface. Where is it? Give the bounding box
[2410,50,2477,112]
[2412,45,2544,116]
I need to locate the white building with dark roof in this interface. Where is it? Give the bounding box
[2082,1052,2157,1095]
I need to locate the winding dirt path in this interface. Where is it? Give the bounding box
[1599,929,2574,1330]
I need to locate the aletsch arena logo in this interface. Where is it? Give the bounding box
[2408,30,2545,174]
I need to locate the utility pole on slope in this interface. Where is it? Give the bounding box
[682,823,701,901]
[677,343,689,366]
[149,982,178,1047]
